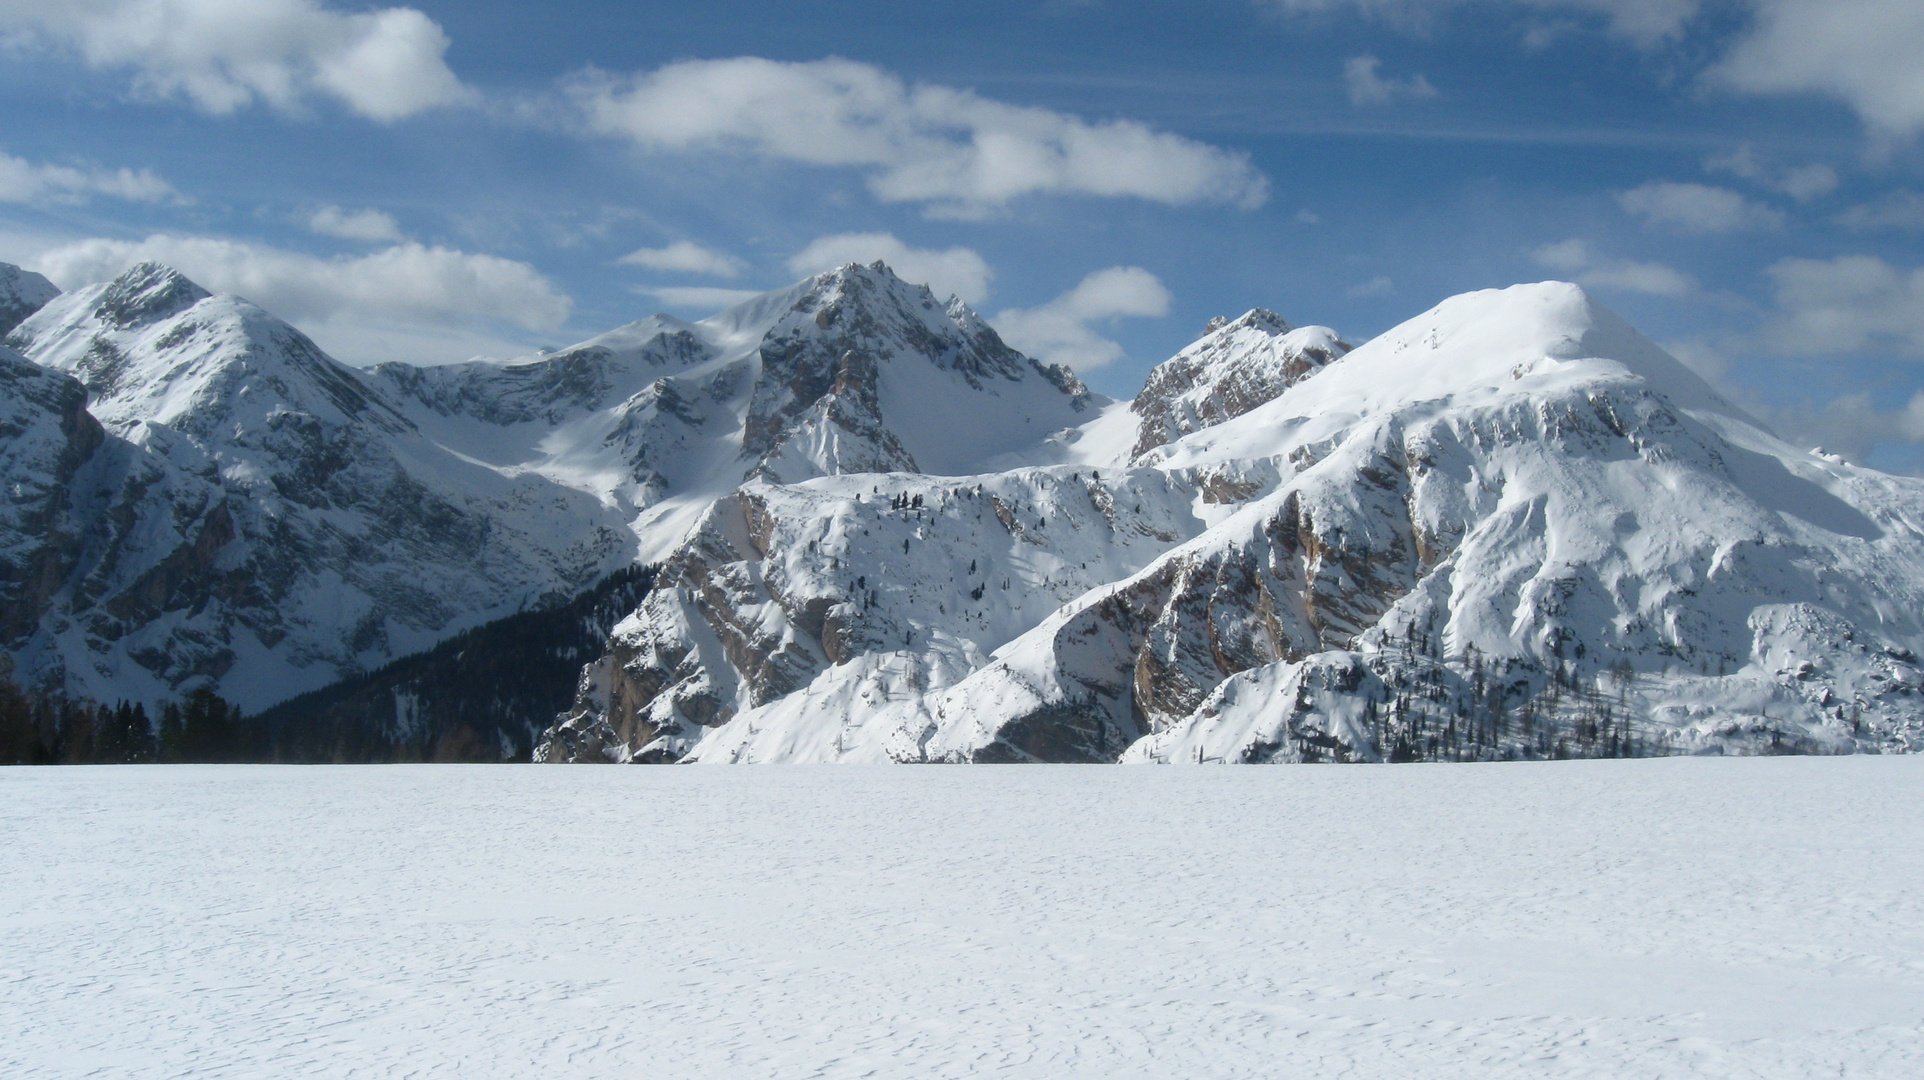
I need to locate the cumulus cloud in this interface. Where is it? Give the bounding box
[1343,55,1436,107]
[1618,181,1784,233]
[992,266,1171,370]
[1,0,474,122]
[569,57,1268,217]
[1763,254,1924,357]
[1531,238,1696,296]
[0,150,177,205]
[30,234,571,364]
[306,205,403,243]
[1837,190,1924,232]
[785,232,993,304]
[618,240,747,278]
[1710,0,1924,142]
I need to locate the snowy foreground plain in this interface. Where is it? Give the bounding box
[5,760,1923,1079]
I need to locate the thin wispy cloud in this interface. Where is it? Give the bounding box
[1618,181,1785,234]
[1343,56,1436,107]
[0,150,178,205]
[1532,238,1696,297]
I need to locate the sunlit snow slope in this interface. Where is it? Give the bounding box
[541,282,1924,763]
[0,261,1092,711]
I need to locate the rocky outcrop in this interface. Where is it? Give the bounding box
[0,263,58,338]
[542,281,1924,765]
[1130,309,1347,461]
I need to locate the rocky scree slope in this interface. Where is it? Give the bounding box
[539,282,1924,763]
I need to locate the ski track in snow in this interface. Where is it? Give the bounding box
[4,758,1922,1079]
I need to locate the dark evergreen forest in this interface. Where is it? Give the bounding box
[1,566,653,764]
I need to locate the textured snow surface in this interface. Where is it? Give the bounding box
[5,758,1922,1079]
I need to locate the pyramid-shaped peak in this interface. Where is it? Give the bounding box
[94,261,213,330]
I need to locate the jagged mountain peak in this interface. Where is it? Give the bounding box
[0,262,59,338]
[1130,305,1349,461]
[92,261,213,330]
[1203,307,1293,336]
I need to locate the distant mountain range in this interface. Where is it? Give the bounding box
[5,259,1921,762]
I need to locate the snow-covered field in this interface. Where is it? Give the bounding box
[5,760,1922,1079]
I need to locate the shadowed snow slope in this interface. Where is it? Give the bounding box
[541,282,1924,763]
[1,260,1095,712]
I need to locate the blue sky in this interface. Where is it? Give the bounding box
[4,1,1924,467]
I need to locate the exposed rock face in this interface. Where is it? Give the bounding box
[0,263,58,337]
[541,282,1924,764]
[5,263,634,709]
[12,257,1924,763]
[1129,309,1347,461]
[3,260,1098,714]
[0,347,103,642]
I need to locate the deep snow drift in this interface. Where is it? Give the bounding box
[4,759,1921,1079]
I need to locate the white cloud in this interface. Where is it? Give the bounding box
[638,285,764,310]
[619,241,747,278]
[30,234,571,364]
[1753,391,1924,464]
[1704,145,1839,202]
[1346,275,1397,298]
[785,232,993,304]
[1530,238,1696,296]
[1763,254,1924,357]
[569,57,1268,217]
[1837,190,1924,231]
[306,205,403,243]
[1,0,474,122]
[993,266,1171,370]
[1618,181,1785,233]
[0,150,177,205]
[1343,55,1436,107]
[1710,0,1924,142]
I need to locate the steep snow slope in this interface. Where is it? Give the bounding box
[373,260,1096,564]
[5,264,634,710]
[541,282,1924,763]
[0,263,58,337]
[3,260,1099,713]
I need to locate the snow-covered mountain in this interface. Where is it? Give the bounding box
[0,263,58,337]
[0,260,1093,711]
[8,253,1923,762]
[539,282,1924,763]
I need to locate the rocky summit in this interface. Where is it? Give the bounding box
[3,259,1922,761]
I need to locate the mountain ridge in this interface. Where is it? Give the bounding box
[5,258,1922,763]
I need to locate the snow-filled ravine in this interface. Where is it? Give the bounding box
[5,759,1922,1079]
